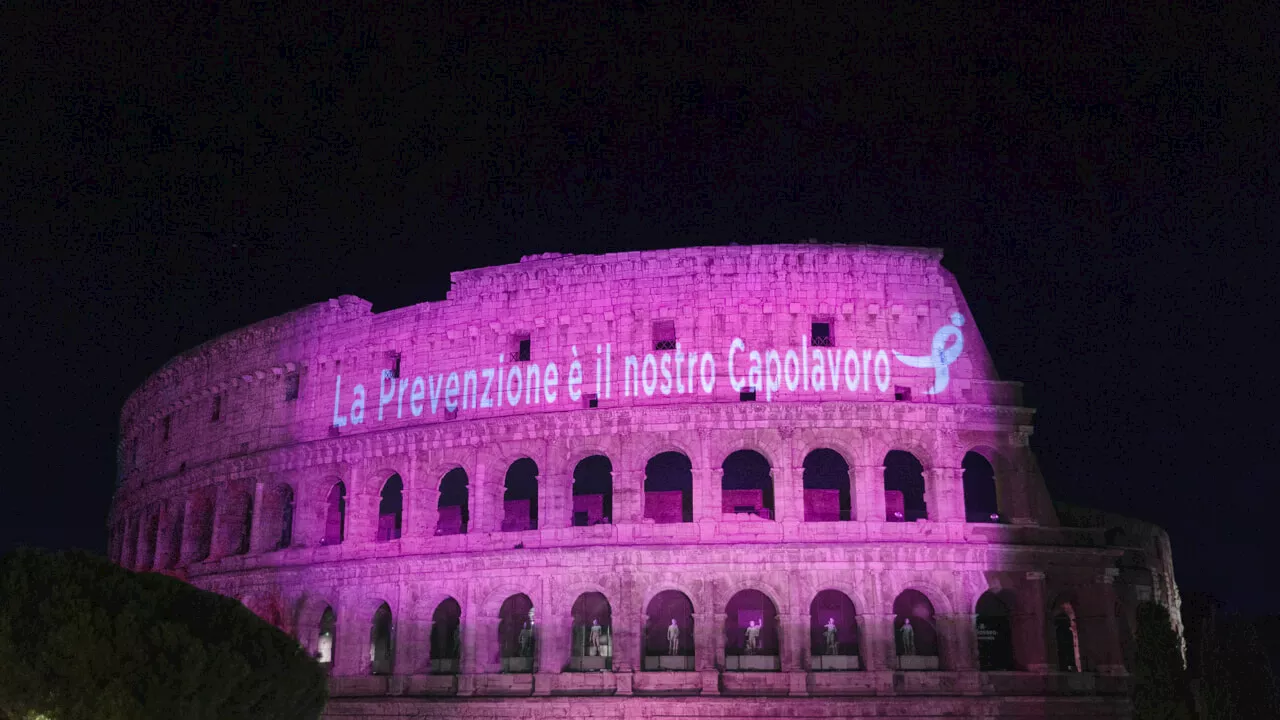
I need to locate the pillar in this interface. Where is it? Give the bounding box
[694,610,716,670]
[1016,572,1050,672]
[856,612,881,669]
[779,465,806,523]
[780,611,806,671]
[694,466,722,522]
[943,613,978,670]
[933,466,966,522]
[534,607,566,693]
[855,464,885,523]
[541,473,572,529]
[458,586,480,695]
[1081,573,1126,675]
[876,612,898,670]
[248,480,269,553]
[613,469,644,524]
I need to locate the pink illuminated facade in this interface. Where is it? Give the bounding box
[109,245,1180,718]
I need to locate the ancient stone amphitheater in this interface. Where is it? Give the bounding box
[109,244,1180,719]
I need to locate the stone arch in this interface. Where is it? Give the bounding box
[430,597,463,670]
[376,473,404,542]
[569,591,613,666]
[883,580,955,616]
[724,589,781,667]
[1049,591,1084,672]
[717,577,789,618]
[796,432,862,470]
[502,457,540,531]
[187,493,215,562]
[893,589,940,664]
[883,450,928,522]
[631,434,700,470]
[802,448,853,521]
[976,589,1016,671]
[435,467,469,535]
[643,451,694,524]
[261,482,296,551]
[810,589,859,659]
[369,601,395,675]
[721,449,775,520]
[644,589,695,665]
[713,436,783,474]
[571,455,613,526]
[962,449,1002,523]
[321,480,347,545]
[496,592,537,667]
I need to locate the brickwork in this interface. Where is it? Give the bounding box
[107,245,1171,718]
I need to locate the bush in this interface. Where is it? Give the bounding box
[0,548,327,720]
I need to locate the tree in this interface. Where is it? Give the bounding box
[1132,601,1194,720]
[0,548,327,720]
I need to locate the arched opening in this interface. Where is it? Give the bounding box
[498,593,536,672]
[893,590,940,669]
[166,505,184,568]
[502,459,539,532]
[275,485,294,549]
[322,482,346,545]
[721,450,775,520]
[572,456,613,526]
[436,468,469,535]
[189,496,214,562]
[570,592,612,671]
[643,590,694,670]
[803,449,853,521]
[725,589,780,670]
[644,452,693,523]
[231,491,253,555]
[376,474,403,542]
[963,451,1001,523]
[1052,601,1082,672]
[317,607,336,667]
[976,591,1016,671]
[430,598,462,673]
[140,514,159,570]
[884,451,927,522]
[369,602,394,675]
[810,590,860,669]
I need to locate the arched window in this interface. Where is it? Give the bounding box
[430,598,462,673]
[1053,601,1082,672]
[570,592,612,671]
[572,456,613,527]
[370,602,394,675]
[884,451,927,522]
[232,491,253,555]
[166,504,184,569]
[275,485,294,549]
[502,459,539,532]
[189,496,214,562]
[721,450,774,520]
[802,449,852,521]
[724,589,780,670]
[810,590,859,669]
[322,482,346,545]
[140,514,159,570]
[976,591,1015,670]
[893,590,939,670]
[643,590,694,670]
[963,451,1001,523]
[436,468,469,535]
[317,607,336,667]
[376,474,403,542]
[498,593,536,672]
[644,452,693,523]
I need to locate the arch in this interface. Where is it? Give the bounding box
[188,495,214,562]
[644,451,693,523]
[166,503,184,568]
[803,448,852,521]
[721,449,775,520]
[963,451,1001,523]
[317,606,337,666]
[369,602,394,675]
[430,597,462,671]
[572,455,613,527]
[570,592,613,665]
[436,468,469,535]
[644,590,694,665]
[976,590,1016,670]
[376,474,404,542]
[884,450,927,522]
[713,436,783,473]
[725,589,780,668]
[229,490,253,556]
[498,593,536,663]
[140,513,159,570]
[322,481,346,545]
[810,589,859,657]
[260,483,295,551]
[893,590,939,660]
[502,458,539,532]
[1051,598,1083,672]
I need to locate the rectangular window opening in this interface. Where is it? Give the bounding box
[211,395,221,422]
[162,415,171,441]
[584,393,599,409]
[284,373,300,401]
[811,320,833,347]
[739,389,757,402]
[511,334,531,362]
[652,320,677,351]
[894,386,911,402]
[390,353,401,379]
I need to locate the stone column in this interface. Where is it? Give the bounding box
[780,465,806,523]
[534,608,566,693]
[417,487,440,538]
[541,473,571,529]
[612,470,644,524]
[942,613,978,671]
[347,490,377,544]
[933,466,966,522]
[1081,572,1126,675]
[457,585,480,696]
[178,497,196,563]
[780,611,806,671]
[1016,572,1050,673]
[693,611,716,670]
[855,612,879,669]
[248,480,268,553]
[855,464,886,522]
[693,466,721,522]
[877,613,899,670]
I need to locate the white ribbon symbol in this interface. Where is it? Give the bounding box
[892,313,965,395]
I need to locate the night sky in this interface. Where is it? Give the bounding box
[4,4,1277,615]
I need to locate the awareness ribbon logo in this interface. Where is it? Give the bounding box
[892,312,965,395]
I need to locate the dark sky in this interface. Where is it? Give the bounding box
[3,3,1277,613]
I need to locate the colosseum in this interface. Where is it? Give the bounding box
[108,244,1180,719]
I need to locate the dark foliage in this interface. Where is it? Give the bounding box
[0,548,326,720]
[1132,601,1194,720]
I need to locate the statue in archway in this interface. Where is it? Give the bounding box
[667,619,680,655]
[589,619,603,655]
[824,617,839,655]
[518,621,532,657]
[900,618,916,655]
[745,620,761,654]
